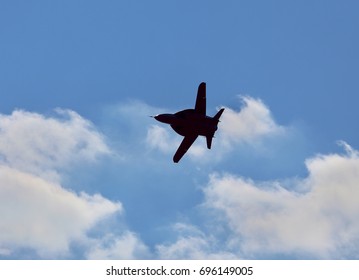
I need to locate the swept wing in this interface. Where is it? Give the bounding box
[173,134,198,163]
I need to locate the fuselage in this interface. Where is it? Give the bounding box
[154,109,218,137]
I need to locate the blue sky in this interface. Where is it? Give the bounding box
[0,1,359,259]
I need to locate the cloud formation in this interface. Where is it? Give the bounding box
[0,109,121,258]
[86,232,151,259]
[0,109,111,181]
[146,125,175,154]
[203,142,359,259]
[2,104,356,260]
[219,96,284,146]
[0,165,121,257]
[156,223,237,259]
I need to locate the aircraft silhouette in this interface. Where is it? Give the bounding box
[153,82,225,163]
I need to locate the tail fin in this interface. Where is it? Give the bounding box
[213,108,225,121]
[207,108,225,149]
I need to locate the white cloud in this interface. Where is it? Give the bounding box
[156,223,237,260]
[203,142,359,259]
[0,109,122,258]
[106,100,166,137]
[0,109,110,181]
[0,165,121,257]
[218,96,284,147]
[86,232,151,260]
[146,125,178,154]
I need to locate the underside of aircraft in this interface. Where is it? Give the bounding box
[154,82,224,163]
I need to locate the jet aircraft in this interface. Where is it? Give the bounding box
[153,82,225,163]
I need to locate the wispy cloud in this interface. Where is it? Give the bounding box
[156,223,237,260]
[146,125,177,154]
[85,232,151,259]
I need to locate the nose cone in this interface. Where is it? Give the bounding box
[154,114,175,124]
[154,114,163,122]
